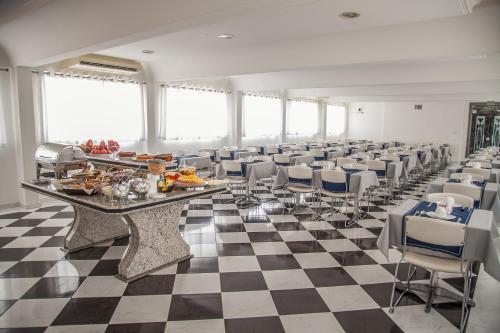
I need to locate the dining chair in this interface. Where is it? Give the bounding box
[320,169,357,227]
[220,160,257,208]
[273,154,291,167]
[389,216,472,333]
[442,183,482,208]
[366,160,390,202]
[308,149,326,161]
[266,145,280,155]
[336,157,357,167]
[468,160,492,168]
[450,172,485,183]
[348,163,368,171]
[218,149,232,160]
[462,167,491,181]
[425,192,474,208]
[286,166,317,213]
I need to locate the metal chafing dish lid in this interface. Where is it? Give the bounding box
[35,143,87,162]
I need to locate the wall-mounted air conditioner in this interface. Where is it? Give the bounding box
[60,54,142,75]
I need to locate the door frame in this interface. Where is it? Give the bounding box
[466,101,500,156]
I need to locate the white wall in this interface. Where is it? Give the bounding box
[346,101,470,160]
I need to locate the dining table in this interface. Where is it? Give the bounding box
[216,160,277,187]
[21,180,226,282]
[446,165,500,183]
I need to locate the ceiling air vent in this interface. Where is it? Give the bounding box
[60,54,142,75]
[414,104,423,110]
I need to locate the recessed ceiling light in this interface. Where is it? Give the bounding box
[217,34,234,39]
[142,49,154,54]
[339,11,360,19]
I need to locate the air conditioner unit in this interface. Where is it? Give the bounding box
[60,54,142,75]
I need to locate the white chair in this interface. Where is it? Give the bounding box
[450,172,485,183]
[462,167,491,181]
[442,183,482,208]
[425,192,474,208]
[366,160,390,201]
[218,149,232,161]
[308,149,326,161]
[258,155,272,162]
[286,166,317,212]
[381,155,400,162]
[320,169,357,227]
[273,154,291,167]
[336,157,357,167]
[348,163,368,171]
[468,160,492,169]
[389,216,472,333]
[266,145,280,155]
[221,160,257,208]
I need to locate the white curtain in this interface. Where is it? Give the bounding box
[42,74,146,143]
[287,100,319,136]
[0,70,9,146]
[242,95,281,137]
[159,86,229,140]
[326,104,346,136]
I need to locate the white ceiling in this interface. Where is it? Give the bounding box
[99,0,465,61]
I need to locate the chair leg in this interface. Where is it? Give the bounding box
[425,270,436,313]
[389,259,403,313]
[460,264,472,333]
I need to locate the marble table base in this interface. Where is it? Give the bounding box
[63,205,130,253]
[118,201,191,282]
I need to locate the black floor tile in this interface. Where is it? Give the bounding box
[0,237,16,248]
[168,294,223,321]
[188,204,213,210]
[272,223,305,231]
[225,316,285,333]
[40,236,65,248]
[22,227,63,237]
[185,216,214,224]
[7,219,45,227]
[65,247,108,260]
[111,236,130,246]
[50,212,75,219]
[247,232,283,242]
[350,238,379,250]
[124,274,175,296]
[330,251,377,266]
[36,206,68,212]
[305,267,357,287]
[214,224,246,233]
[308,229,346,240]
[382,263,430,281]
[213,210,240,216]
[0,328,46,333]
[286,241,326,253]
[21,276,84,299]
[1,261,57,278]
[334,308,404,333]
[220,271,268,292]
[105,322,166,333]
[89,259,120,276]
[271,288,330,315]
[432,302,463,329]
[241,215,270,223]
[0,300,16,316]
[257,254,301,271]
[52,297,120,325]
[176,257,219,274]
[216,243,255,256]
[0,212,31,219]
[362,283,425,308]
[0,248,34,261]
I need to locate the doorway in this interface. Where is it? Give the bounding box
[466,101,500,156]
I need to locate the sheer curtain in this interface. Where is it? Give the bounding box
[326,104,346,136]
[0,70,9,145]
[42,75,146,143]
[287,100,319,136]
[159,86,229,140]
[243,95,281,137]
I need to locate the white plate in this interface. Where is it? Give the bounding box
[425,211,456,220]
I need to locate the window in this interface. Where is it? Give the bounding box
[0,70,9,145]
[159,87,228,140]
[43,75,145,143]
[326,104,346,136]
[243,95,281,137]
[287,100,318,136]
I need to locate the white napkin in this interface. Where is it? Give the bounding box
[435,206,447,218]
[445,197,455,214]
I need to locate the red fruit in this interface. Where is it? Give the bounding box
[86,139,93,148]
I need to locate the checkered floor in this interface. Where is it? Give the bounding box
[0,170,482,332]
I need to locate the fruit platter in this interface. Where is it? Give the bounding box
[79,139,120,155]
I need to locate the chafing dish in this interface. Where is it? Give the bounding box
[35,143,87,179]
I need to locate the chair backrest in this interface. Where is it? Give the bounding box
[381,155,400,161]
[247,146,259,153]
[320,169,347,192]
[475,154,494,160]
[336,157,357,167]
[266,146,279,154]
[469,160,493,168]
[288,166,313,180]
[222,160,242,176]
[258,155,272,162]
[197,151,212,158]
[462,167,491,180]
[350,163,368,171]
[308,149,325,158]
[219,149,231,159]
[442,183,481,201]
[273,154,290,164]
[295,144,308,151]
[425,192,474,208]
[405,216,466,255]
[450,172,484,182]
[366,160,386,171]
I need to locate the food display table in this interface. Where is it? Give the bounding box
[21,181,225,282]
[87,155,177,171]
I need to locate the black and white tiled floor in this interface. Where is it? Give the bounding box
[0,172,497,332]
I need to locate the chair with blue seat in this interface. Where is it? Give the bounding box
[308,149,326,161]
[336,157,357,167]
[221,160,258,208]
[462,167,491,181]
[218,149,232,161]
[273,154,291,167]
[425,192,474,208]
[450,172,484,183]
[389,215,472,333]
[266,145,280,155]
[286,166,317,213]
[442,182,482,208]
[366,160,390,202]
[320,169,357,227]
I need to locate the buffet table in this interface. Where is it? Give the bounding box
[21,181,225,282]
